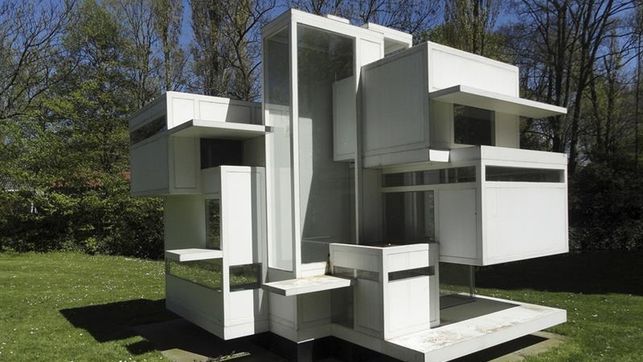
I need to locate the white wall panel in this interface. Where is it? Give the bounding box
[170,137,199,191]
[438,189,478,261]
[362,47,428,158]
[427,43,519,97]
[483,185,568,264]
[495,112,520,148]
[130,137,168,195]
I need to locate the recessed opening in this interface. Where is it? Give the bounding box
[200,139,243,169]
[167,259,222,291]
[229,263,262,291]
[454,104,494,146]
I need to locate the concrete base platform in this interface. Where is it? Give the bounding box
[387,295,566,361]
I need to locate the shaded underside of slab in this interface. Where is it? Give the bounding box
[387,295,567,362]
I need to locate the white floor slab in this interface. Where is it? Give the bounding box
[388,295,566,362]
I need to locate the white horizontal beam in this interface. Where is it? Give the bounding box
[430,85,567,118]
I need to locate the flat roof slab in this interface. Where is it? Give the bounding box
[387,295,566,362]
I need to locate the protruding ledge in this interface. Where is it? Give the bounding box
[430,85,567,118]
[165,248,223,262]
[262,275,354,296]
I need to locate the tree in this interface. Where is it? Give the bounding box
[152,0,187,92]
[0,0,76,121]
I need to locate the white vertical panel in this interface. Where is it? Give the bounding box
[386,278,430,338]
[171,137,198,190]
[359,38,382,66]
[362,47,428,157]
[130,137,169,195]
[333,76,357,161]
[222,168,254,265]
[169,95,195,128]
[429,100,453,149]
[494,112,520,148]
[438,189,478,261]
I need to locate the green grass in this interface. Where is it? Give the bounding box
[0,251,641,361]
[474,251,643,361]
[0,252,171,361]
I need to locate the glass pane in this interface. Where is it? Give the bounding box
[167,259,222,291]
[382,167,476,187]
[229,263,262,291]
[265,27,294,270]
[384,191,435,243]
[297,24,354,263]
[205,199,220,249]
[454,104,493,146]
[130,116,166,145]
[486,166,563,182]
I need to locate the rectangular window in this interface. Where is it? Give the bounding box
[229,263,262,291]
[200,139,243,169]
[130,116,166,145]
[384,191,435,243]
[382,166,476,187]
[167,259,222,291]
[265,27,294,271]
[485,166,563,182]
[297,24,355,264]
[205,199,220,249]
[454,104,493,146]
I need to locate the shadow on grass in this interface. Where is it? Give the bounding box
[60,300,286,360]
[476,251,643,296]
[59,299,177,343]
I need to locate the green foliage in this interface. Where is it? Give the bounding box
[0,0,164,259]
[569,160,643,250]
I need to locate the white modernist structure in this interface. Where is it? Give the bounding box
[129,9,569,361]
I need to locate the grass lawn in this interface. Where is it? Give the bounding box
[0,252,171,361]
[1,251,642,361]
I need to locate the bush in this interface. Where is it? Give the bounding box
[569,160,642,250]
[0,178,164,259]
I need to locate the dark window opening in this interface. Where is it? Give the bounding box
[200,139,243,169]
[454,104,494,146]
[485,166,563,182]
[383,166,476,187]
[130,116,166,145]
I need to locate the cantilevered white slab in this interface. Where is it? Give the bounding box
[389,295,566,361]
[330,294,566,362]
[168,119,267,140]
[262,275,354,296]
[430,85,567,119]
[165,248,223,262]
